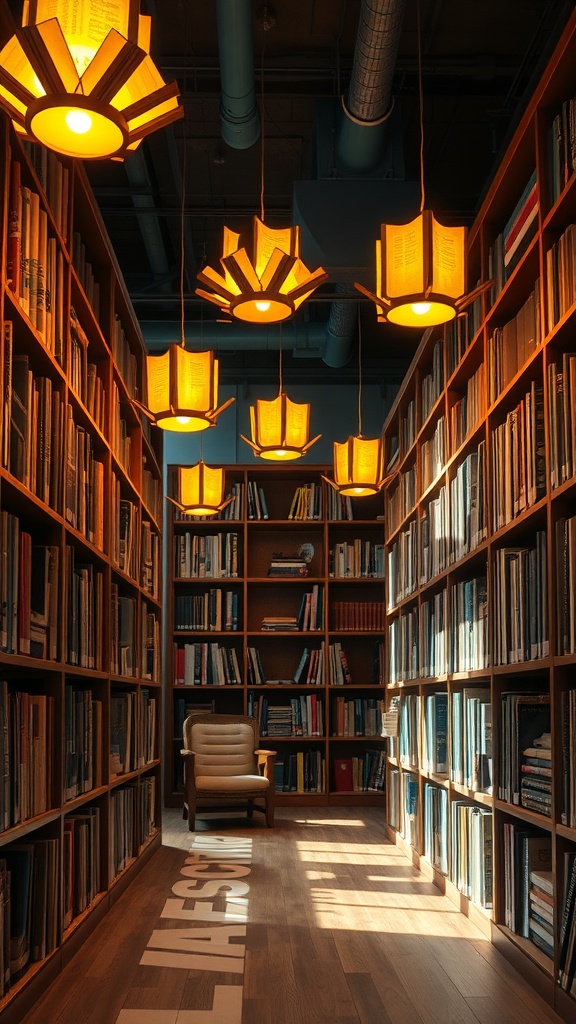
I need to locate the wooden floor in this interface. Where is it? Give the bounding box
[20,807,565,1024]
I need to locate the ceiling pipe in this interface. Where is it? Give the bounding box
[141,320,327,357]
[324,0,407,368]
[215,0,260,149]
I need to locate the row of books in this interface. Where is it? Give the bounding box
[273,750,324,793]
[110,587,136,676]
[548,353,576,490]
[420,415,446,495]
[390,444,487,604]
[249,693,324,736]
[0,838,59,990]
[330,600,385,631]
[491,381,546,530]
[174,642,242,686]
[0,684,53,830]
[7,161,67,360]
[141,605,160,682]
[499,693,550,811]
[489,169,539,298]
[333,750,386,792]
[328,539,384,578]
[0,514,59,659]
[388,769,419,848]
[110,382,133,475]
[64,406,105,546]
[421,339,444,423]
[72,232,101,323]
[63,806,101,931]
[559,851,576,991]
[503,823,552,955]
[174,531,240,578]
[111,315,139,401]
[420,590,448,679]
[561,689,576,828]
[450,362,485,452]
[140,521,161,599]
[109,688,158,777]
[174,589,239,632]
[67,549,104,670]
[451,801,493,909]
[493,535,549,666]
[111,491,139,579]
[386,463,416,535]
[547,95,576,207]
[446,305,479,378]
[142,465,162,527]
[545,222,576,332]
[487,283,541,402]
[288,482,322,521]
[68,309,106,433]
[64,687,103,801]
[423,782,448,874]
[400,396,417,454]
[388,576,488,682]
[332,696,383,737]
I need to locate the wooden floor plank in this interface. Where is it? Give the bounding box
[17,808,568,1024]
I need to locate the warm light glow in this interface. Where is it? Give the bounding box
[65,108,92,134]
[324,435,386,497]
[196,217,328,324]
[355,211,467,327]
[143,346,234,432]
[170,462,232,518]
[241,391,320,461]
[0,0,183,160]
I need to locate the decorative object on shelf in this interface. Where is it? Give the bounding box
[241,331,320,460]
[195,34,328,322]
[168,460,232,518]
[324,315,387,496]
[0,0,183,160]
[355,0,489,328]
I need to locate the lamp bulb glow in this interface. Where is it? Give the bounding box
[65,109,93,135]
[176,416,192,425]
[255,300,271,312]
[411,301,432,316]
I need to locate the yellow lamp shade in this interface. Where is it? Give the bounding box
[0,0,182,159]
[355,210,467,327]
[325,435,385,496]
[170,462,232,518]
[196,218,329,324]
[241,391,321,461]
[144,347,234,432]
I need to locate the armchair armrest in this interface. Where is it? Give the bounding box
[255,748,276,781]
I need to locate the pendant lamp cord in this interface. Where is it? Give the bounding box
[357,309,362,437]
[278,324,283,395]
[260,36,267,222]
[180,1,190,349]
[417,0,425,214]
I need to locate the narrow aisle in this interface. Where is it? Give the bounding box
[22,808,564,1024]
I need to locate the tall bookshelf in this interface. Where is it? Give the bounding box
[0,117,163,1021]
[382,9,576,1020]
[165,464,387,807]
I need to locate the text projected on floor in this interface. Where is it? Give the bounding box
[115,836,252,1024]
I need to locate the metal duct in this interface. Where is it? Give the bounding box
[215,0,260,149]
[141,320,326,358]
[337,0,407,174]
[323,0,407,367]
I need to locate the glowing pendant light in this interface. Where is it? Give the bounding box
[196,217,328,324]
[144,346,234,432]
[355,0,487,328]
[195,37,327,324]
[356,211,468,327]
[168,461,232,518]
[324,314,387,497]
[241,333,320,461]
[0,0,182,160]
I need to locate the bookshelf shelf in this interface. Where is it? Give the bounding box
[382,10,576,1018]
[165,464,387,807]
[0,110,162,1021]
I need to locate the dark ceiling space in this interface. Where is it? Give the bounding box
[3,0,575,386]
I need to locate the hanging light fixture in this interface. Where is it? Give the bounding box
[324,315,387,497]
[0,0,183,160]
[355,0,489,328]
[168,460,232,518]
[195,34,328,324]
[241,331,320,461]
[139,57,234,434]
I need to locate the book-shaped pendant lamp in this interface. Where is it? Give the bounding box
[169,462,232,518]
[142,347,234,432]
[324,434,386,497]
[241,390,321,461]
[196,217,329,324]
[355,211,468,327]
[0,0,182,159]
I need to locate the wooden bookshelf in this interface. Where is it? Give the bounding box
[165,464,387,807]
[0,116,162,1022]
[382,9,576,1019]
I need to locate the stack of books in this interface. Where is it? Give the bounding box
[261,616,299,631]
[521,731,552,816]
[529,868,554,959]
[267,555,309,577]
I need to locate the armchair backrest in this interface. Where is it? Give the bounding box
[183,714,259,777]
